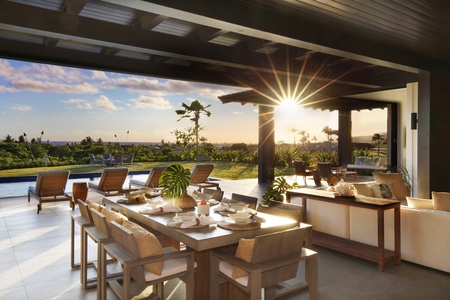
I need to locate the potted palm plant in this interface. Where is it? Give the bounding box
[159,164,196,208]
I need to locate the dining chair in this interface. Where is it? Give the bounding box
[202,188,224,201]
[88,167,129,196]
[231,193,258,210]
[293,160,314,185]
[317,162,341,185]
[71,199,93,269]
[189,164,220,191]
[123,153,134,164]
[257,200,314,298]
[84,208,126,292]
[101,220,196,300]
[128,165,168,189]
[210,227,318,300]
[27,170,73,213]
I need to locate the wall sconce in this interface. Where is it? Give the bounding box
[411,112,418,130]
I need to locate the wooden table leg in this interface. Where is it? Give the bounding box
[377,209,385,271]
[394,206,401,265]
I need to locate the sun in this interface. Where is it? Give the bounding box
[276,97,300,113]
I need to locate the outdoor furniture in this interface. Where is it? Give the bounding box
[231,193,258,210]
[210,227,318,300]
[317,162,341,184]
[71,199,93,269]
[293,160,314,185]
[27,170,73,213]
[88,168,129,196]
[102,195,298,299]
[202,188,224,201]
[123,153,134,164]
[129,166,168,189]
[189,164,220,191]
[84,208,123,292]
[89,154,102,166]
[101,221,195,300]
[113,153,124,166]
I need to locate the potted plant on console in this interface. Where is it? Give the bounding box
[262,177,299,206]
[159,164,196,208]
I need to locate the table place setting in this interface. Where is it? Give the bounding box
[117,188,163,205]
[217,210,266,231]
[167,213,217,229]
[138,201,182,215]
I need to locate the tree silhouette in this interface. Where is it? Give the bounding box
[175,100,211,152]
[372,133,384,156]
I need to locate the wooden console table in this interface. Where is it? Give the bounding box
[286,188,401,271]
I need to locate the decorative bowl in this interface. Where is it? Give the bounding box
[228,212,251,223]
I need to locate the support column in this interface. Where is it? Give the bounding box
[258,105,275,183]
[338,109,352,167]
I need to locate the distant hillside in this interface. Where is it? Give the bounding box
[352,132,387,144]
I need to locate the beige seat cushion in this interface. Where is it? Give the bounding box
[122,220,164,275]
[374,173,410,200]
[406,197,433,209]
[432,192,450,212]
[101,208,128,229]
[86,200,104,212]
[352,183,375,197]
[232,238,255,279]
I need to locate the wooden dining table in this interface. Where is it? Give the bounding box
[102,196,299,299]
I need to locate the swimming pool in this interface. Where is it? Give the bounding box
[0,172,149,198]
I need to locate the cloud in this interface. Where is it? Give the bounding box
[130,95,173,110]
[91,70,109,80]
[11,79,98,93]
[63,98,93,109]
[96,95,119,110]
[11,104,32,111]
[233,111,244,115]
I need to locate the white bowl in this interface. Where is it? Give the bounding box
[175,212,197,222]
[230,202,248,211]
[194,193,213,201]
[228,212,251,223]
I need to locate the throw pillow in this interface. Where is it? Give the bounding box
[432,192,450,212]
[352,183,375,197]
[406,197,433,209]
[122,219,164,275]
[232,238,255,279]
[371,183,397,200]
[101,208,128,229]
[374,173,410,200]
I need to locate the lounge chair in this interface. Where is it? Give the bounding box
[189,164,220,191]
[128,165,168,189]
[88,168,129,196]
[89,154,102,166]
[28,170,73,213]
[123,153,134,164]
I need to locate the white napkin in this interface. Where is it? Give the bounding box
[138,202,182,214]
[180,214,216,228]
[213,202,235,213]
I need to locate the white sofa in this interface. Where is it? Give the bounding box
[290,177,450,273]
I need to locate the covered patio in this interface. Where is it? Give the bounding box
[1,177,450,299]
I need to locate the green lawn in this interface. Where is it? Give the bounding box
[0,161,295,180]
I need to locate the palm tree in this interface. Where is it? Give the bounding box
[372,133,384,156]
[175,100,211,152]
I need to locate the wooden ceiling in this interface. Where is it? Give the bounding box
[1,0,447,107]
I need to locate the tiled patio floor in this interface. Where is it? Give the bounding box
[1,176,450,299]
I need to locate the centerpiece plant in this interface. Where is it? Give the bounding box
[159,164,196,208]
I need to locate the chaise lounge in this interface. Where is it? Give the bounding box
[28,170,73,213]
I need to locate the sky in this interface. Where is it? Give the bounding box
[0,58,386,145]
